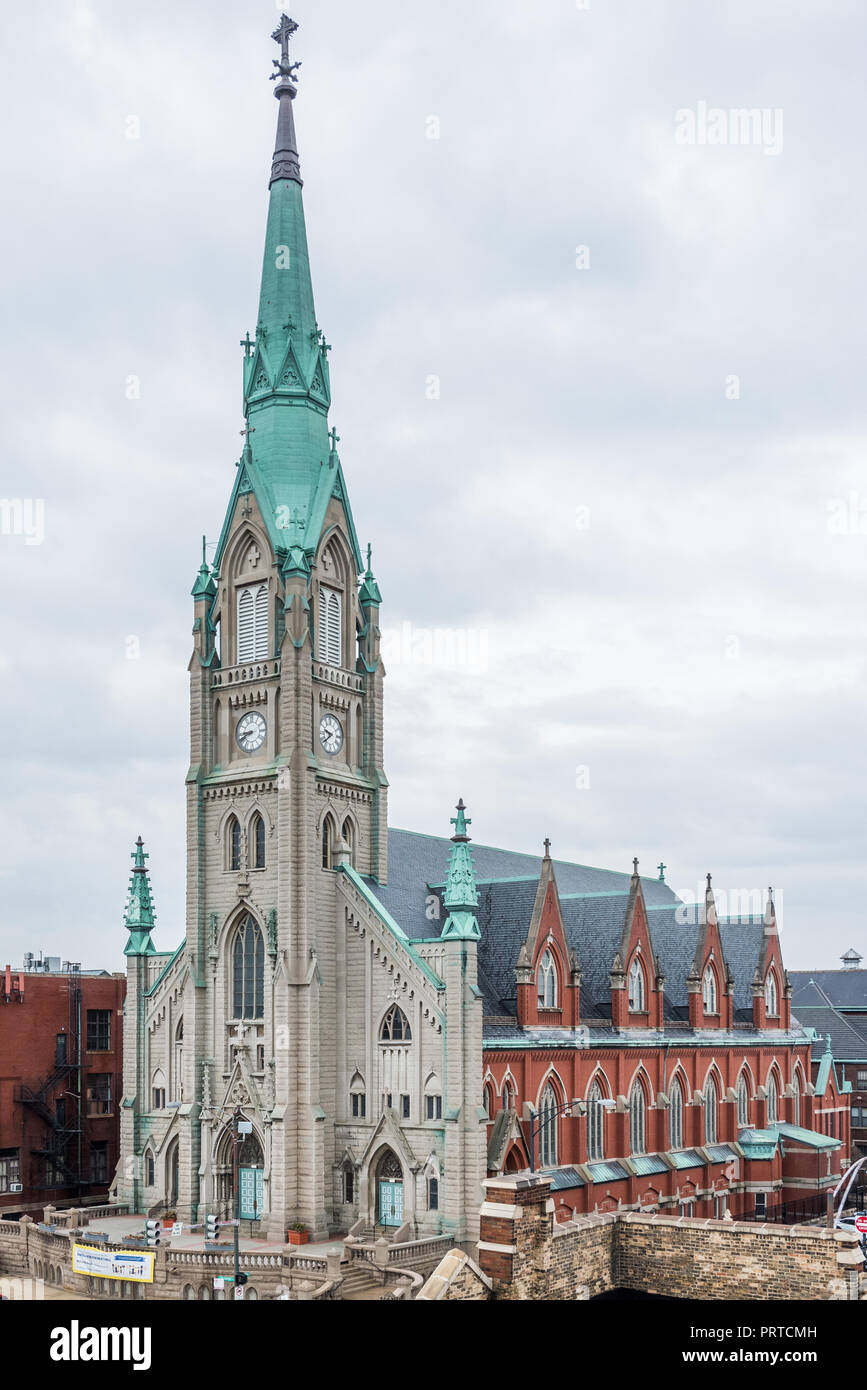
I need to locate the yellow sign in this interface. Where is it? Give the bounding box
[71,1244,155,1283]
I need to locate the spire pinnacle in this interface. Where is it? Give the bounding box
[123,836,157,956]
[269,15,303,187]
[441,800,480,940]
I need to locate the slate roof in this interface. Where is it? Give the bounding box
[364,829,790,1029]
[789,970,867,1012]
[788,978,867,1062]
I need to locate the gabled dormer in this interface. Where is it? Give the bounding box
[751,888,790,1031]
[610,860,664,1030]
[515,843,581,1028]
[687,874,734,1030]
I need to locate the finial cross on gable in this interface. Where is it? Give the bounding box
[658,861,666,882]
[633,857,639,876]
[543,837,551,858]
[329,426,340,452]
[271,15,301,81]
[240,332,254,358]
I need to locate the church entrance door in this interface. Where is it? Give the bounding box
[376,1149,403,1227]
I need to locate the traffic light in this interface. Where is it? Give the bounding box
[236,1272,248,1287]
[206,1213,219,1240]
[145,1219,161,1247]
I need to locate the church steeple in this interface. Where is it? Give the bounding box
[441,800,481,941]
[213,14,363,577]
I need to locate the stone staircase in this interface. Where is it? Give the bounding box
[339,1262,384,1300]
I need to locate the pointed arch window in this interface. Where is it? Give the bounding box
[145,1151,155,1187]
[232,915,264,1019]
[767,1073,779,1125]
[792,1073,801,1127]
[483,1083,494,1119]
[380,1005,411,1042]
[629,1081,646,1155]
[737,1074,750,1127]
[318,587,342,666]
[237,583,268,663]
[229,817,241,872]
[628,957,646,1013]
[321,815,334,870]
[764,970,779,1017]
[501,1080,514,1111]
[587,1080,605,1162]
[539,1083,558,1167]
[704,1076,718,1145]
[173,1019,184,1103]
[703,965,718,1015]
[537,949,558,1008]
[349,1071,366,1119]
[342,818,354,867]
[669,1077,684,1150]
[252,814,265,869]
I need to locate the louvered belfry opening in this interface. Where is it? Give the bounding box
[237,583,269,662]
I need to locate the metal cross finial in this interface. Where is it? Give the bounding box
[201,535,208,567]
[366,542,372,573]
[319,330,332,357]
[271,15,302,82]
[544,837,551,859]
[240,331,254,358]
[633,857,639,876]
[329,426,340,452]
[658,861,666,882]
[240,422,256,440]
[707,872,712,890]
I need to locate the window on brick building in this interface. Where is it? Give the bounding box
[755,1191,767,1218]
[629,1081,646,1156]
[86,1010,111,1051]
[89,1142,108,1184]
[792,1073,801,1127]
[628,958,646,1013]
[766,1073,779,1125]
[737,1073,750,1127]
[702,967,718,1015]
[714,1192,728,1220]
[858,1070,867,1089]
[764,970,778,1017]
[483,1083,494,1118]
[704,1077,718,1145]
[537,949,558,1009]
[587,1080,605,1162]
[669,1078,684,1150]
[539,1083,559,1167]
[86,1074,111,1117]
[0,1150,20,1193]
[501,1080,514,1111]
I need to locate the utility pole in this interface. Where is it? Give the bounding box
[232,1105,241,1288]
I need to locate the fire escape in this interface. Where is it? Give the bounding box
[18,966,84,1193]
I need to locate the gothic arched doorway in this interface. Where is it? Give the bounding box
[214,1123,265,1221]
[375,1148,404,1228]
[504,1145,524,1174]
[166,1138,179,1207]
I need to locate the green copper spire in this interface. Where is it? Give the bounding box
[123,837,157,956]
[213,15,363,579]
[360,541,382,607]
[441,799,481,941]
[192,535,216,599]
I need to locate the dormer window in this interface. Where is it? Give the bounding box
[237,583,268,662]
[703,966,718,1015]
[318,586,342,665]
[628,957,646,1013]
[764,970,778,1018]
[537,949,558,1008]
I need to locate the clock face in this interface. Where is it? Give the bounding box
[319,713,343,756]
[236,711,267,753]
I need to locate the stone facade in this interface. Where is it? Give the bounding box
[115,26,485,1247]
[465,1175,867,1301]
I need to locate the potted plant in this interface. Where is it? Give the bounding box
[287,1222,309,1246]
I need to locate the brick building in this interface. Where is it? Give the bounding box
[789,960,867,1159]
[0,961,125,1215]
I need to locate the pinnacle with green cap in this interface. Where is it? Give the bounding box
[441,799,481,940]
[360,541,382,607]
[123,836,158,956]
[192,535,216,599]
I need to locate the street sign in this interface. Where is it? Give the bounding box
[234,1286,244,1300]
[854,1215,867,1233]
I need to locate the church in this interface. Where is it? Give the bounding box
[116,17,848,1248]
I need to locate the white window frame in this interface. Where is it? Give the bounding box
[318,586,342,666]
[539,1083,558,1167]
[237,583,268,662]
[669,1078,684,1150]
[587,1080,605,1162]
[764,970,778,1017]
[737,1074,750,1127]
[704,1078,718,1145]
[537,949,558,1008]
[629,1082,646,1155]
[703,966,718,1014]
[628,957,646,1013]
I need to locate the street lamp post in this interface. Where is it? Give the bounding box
[528,1098,581,1173]
[231,1106,241,1289]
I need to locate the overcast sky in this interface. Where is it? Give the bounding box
[0,0,865,972]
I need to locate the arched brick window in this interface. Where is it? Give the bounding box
[704,1076,718,1145]
[669,1077,684,1150]
[703,966,718,1014]
[737,1073,750,1127]
[539,1083,558,1167]
[629,1080,646,1155]
[587,1080,605,1161]
[628,958,646,1013]
[537,949,558,1008]
[765,970,779,1017]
